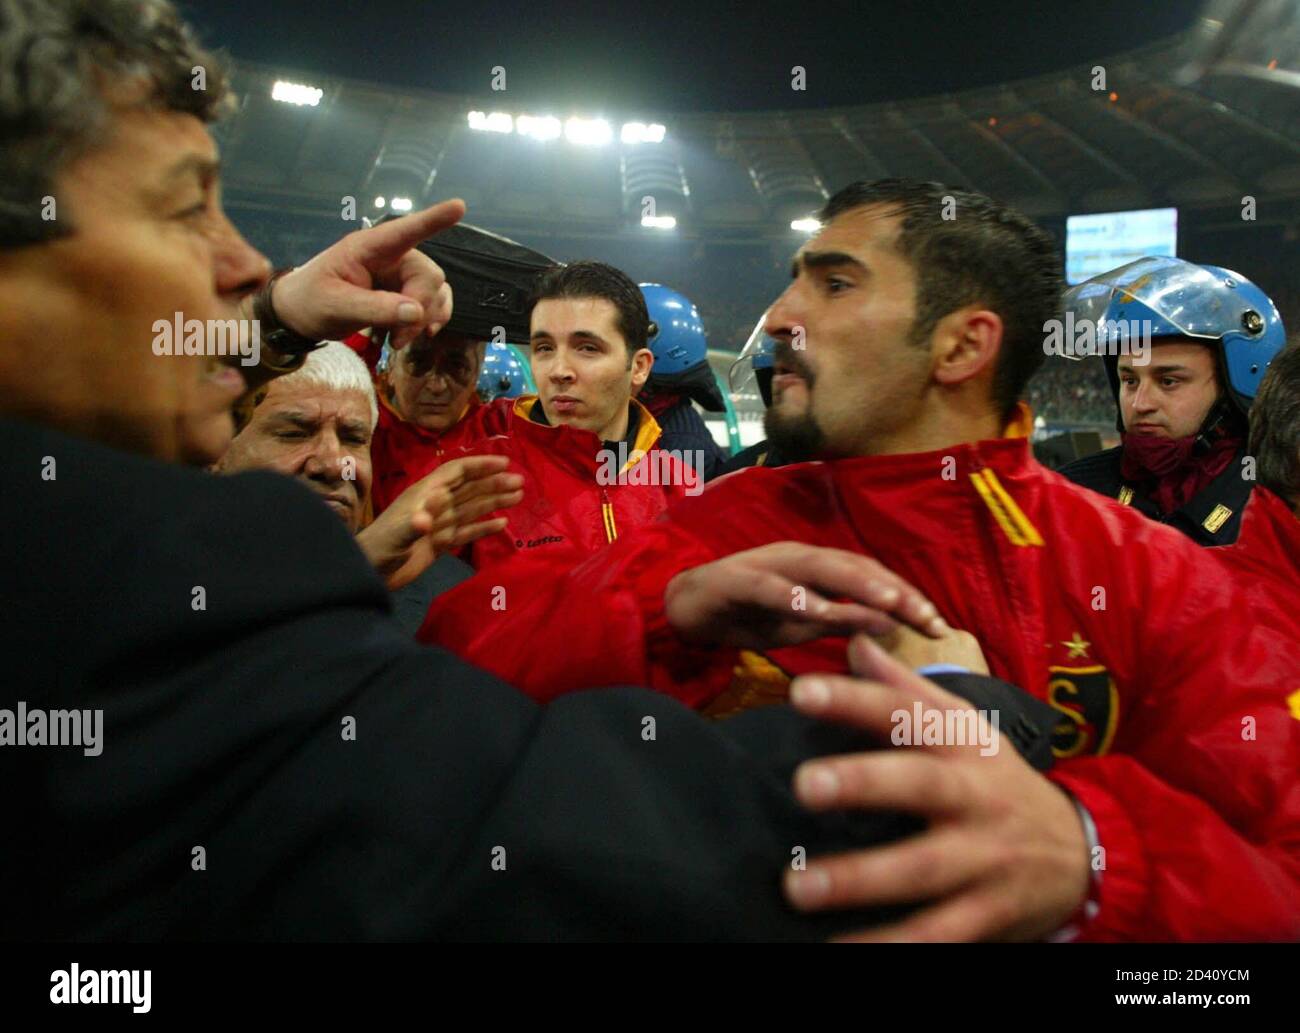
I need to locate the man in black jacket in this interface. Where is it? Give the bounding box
[0,0,1060,941]
[8,412,1054,940]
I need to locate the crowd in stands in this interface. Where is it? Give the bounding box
[1026,357,1114,425]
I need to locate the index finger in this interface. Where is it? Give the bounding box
[353,199,467,264]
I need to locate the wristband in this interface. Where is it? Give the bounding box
[1047,795,1104,942]
[252,268,324,357]
[916,663,972,678]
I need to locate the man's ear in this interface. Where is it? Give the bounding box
[931,307,1002,389]
[630,347,654,390]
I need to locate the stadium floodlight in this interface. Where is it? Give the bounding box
[271,80,323,107]
[389,197,413,213]
[621,122,666,144]
[790,217,820,233]
[467,110,513,133]
[374,196,386,209]
[516,114,562,142]
[641,215,677,230]
[565,117,612,146]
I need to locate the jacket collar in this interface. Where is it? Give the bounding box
[511,395,663,474]
[822,435,1037,490]
[1167,447,1255,543]
[769,406,1045,551]
[805,402,1037,489]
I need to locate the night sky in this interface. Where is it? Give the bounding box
[177,0,1201,114]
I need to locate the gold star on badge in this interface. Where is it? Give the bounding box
[1062,632,1091,660]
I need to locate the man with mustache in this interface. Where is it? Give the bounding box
[422,178,1300,941]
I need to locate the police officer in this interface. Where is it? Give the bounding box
[1058,257,1286,545]
[717,331,793,475]
[637,283,730,480]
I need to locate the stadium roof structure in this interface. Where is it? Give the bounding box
[215,0,1300,240]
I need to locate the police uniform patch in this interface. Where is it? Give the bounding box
[1202,504,1233,534]
[1047,665,1119,758]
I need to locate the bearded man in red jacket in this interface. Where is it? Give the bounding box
[421,178,1300,942]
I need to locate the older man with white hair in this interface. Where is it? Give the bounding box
[218,341,522,592]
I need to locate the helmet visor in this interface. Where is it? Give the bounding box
[728,310,775,400]
[1062,256,1261,348]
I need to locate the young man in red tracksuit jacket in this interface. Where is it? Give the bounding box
[450,260,697,573]
[421,180,1300,942]
[458,391,690,572]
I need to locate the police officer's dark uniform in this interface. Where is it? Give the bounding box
[1060,424,1254,547]
[1056,258,1286,547]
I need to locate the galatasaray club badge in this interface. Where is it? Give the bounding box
[1047,665,1119,759]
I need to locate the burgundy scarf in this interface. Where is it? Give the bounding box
[1120,429,1242,515]
[639,390,682,421]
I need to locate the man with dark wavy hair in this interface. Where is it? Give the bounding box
[0,0,456,464]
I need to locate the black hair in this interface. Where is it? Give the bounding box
[819,178,1063,418]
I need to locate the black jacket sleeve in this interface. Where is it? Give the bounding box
[388,554,475,635]
[1,417,961,941]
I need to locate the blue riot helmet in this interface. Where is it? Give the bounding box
[728,310,777,408]
[1063,256,1286,434]
[640,283,726,412]
[478,341,528,402]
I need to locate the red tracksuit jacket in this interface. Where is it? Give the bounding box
[369,393,505,514]
[421,436,1300,942]
[342,331,507,514]
[455,395,692,573]
[1217,486,1300,636]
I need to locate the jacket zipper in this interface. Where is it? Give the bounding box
[601,488,618,543]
